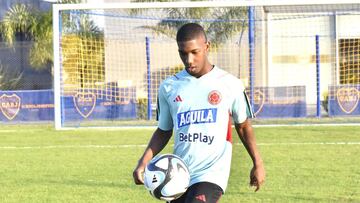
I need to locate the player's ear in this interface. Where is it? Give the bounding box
[205,41,210,52]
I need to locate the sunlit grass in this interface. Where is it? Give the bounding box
[0,125,359,202]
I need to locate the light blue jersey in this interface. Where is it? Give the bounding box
[157,66,253,192]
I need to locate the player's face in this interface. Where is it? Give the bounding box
[177,36,211,78]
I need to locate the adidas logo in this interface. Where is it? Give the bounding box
[152,175,157,183]
[173,95,183,102]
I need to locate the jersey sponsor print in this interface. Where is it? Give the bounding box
[177,108,217,128]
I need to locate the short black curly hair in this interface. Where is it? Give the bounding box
[176,23,207,42]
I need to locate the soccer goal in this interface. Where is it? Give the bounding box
[53,0,360,129]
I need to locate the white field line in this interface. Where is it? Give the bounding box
[0,123,359,133]
[60,123,360,130]
[0,142,359,150]
[0,129,52,133]
[255,142,360,146]
[252,123,360,128]
[0,144,147,150]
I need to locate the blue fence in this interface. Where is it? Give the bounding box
[0,89,137,122]
[0,90,54,122]
[247,86,307,118]
[61,88,137,121]
[1,85,359,122]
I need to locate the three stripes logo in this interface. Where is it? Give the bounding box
[173,95,183,102]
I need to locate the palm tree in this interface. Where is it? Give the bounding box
[0,0,104,92]
[0,0,83,72]
[131,0,248,80]
[1,4,52,70]
[130,0,248,47]
[1,3,52,71]
[1,4,35,44]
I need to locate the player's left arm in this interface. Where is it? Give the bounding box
[234,119,265,192]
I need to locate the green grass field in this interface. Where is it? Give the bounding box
[0,124,359,203]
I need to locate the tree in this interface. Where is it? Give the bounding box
[0,0,104,92]
[0,0,82,72]
[1,4,51,71]
[130,0,248,80]
[130,0,248,47]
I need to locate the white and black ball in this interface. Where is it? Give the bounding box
[144,154,190,201]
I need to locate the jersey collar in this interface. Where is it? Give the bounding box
[182,65,219,80]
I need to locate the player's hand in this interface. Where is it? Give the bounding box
[133,165,145,185]
[249,162,265,192]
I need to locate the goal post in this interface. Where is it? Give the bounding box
[53,1,360,129]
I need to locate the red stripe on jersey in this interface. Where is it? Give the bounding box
[226,113,232,143]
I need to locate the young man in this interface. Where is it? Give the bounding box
[133,23,265,203]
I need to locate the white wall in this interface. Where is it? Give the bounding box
[267,13,335,104]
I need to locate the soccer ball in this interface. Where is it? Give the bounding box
[144,154,190,201]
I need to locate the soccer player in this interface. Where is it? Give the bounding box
[133,23,265,203]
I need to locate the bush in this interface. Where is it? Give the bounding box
[0,63,23,90]
[137,98,148,120]
[322,91,328,113]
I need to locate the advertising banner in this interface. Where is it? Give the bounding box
[0,90,54,122]
[247,86,307,118]
[328,85,360,116]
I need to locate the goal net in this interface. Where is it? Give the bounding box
[53,1,360,129]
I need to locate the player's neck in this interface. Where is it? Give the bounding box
[203,64,215,75]
[197,64,214,78]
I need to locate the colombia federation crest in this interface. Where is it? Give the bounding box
[208,90,222,105]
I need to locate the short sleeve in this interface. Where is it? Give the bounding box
[231,81,254,124]
[157,85,173,131]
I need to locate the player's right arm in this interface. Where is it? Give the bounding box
[133,81,174,185]
[231,80,265,191]
[133,128,172,185]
